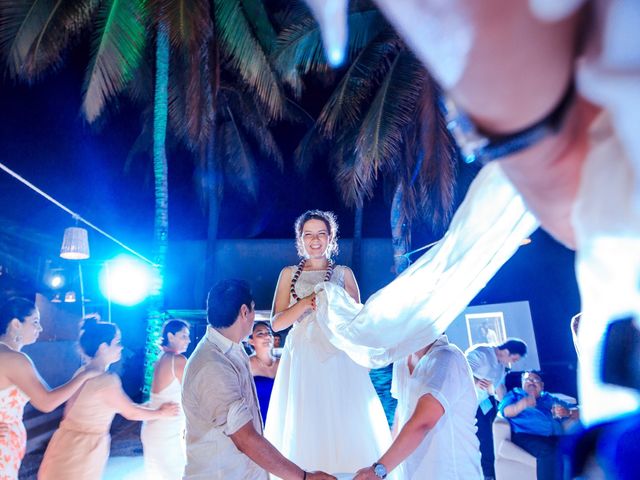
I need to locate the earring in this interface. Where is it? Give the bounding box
[14,334,23,343]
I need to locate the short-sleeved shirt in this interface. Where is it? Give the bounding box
[182,326,268,480]
[498,388,573,436]
[391,335,482,479]
[465,344,505,413]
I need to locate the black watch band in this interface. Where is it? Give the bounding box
[445,84,575,165]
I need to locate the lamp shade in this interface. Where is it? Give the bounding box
[60,227,90,260]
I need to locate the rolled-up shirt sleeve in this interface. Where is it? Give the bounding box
[466,349,482,375]
[195,361,255,436]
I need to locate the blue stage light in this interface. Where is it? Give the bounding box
[100,255,154,306]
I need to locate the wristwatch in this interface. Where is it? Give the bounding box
[444,84,575,165]
[372,462,387,479]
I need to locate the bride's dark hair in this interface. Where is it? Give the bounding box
[294,210,339,259]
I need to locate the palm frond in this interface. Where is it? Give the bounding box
[273,9,384,97]
[149,0,211,51]
[240,0,277,54]
[214,0,284,119]
[317,29,399,137]
[82,0,148,122]
[333,131,376,208]
[0,0,97,79]
[222,85,283,169]
[355,51,425,175]
[218,106,258,199]
[414,79,458,229]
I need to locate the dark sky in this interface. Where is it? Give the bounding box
[0,49,408,251]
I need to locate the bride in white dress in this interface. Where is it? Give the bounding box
[265,210,394,478]
[141,319,191,480]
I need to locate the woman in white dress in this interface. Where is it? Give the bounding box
[141,319,191,480]
[265,210,393,477]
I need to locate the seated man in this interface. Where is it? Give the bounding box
[354,334,482,479]
[499,371,578,480]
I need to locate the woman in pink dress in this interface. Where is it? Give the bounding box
[0,297,99,480]
[38,317,179,480]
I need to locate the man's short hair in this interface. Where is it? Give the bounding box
[206,279,254,329]
[498,338,528,357]
[521,370,544,382]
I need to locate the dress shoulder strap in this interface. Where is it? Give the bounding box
[332,264,346,287]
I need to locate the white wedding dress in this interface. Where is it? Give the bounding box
[141,356,186,480]
[264,266,396,478]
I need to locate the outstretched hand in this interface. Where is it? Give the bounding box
[353,466,377,480]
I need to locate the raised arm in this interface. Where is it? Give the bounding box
[270,267,315,332]
[7,353,98,413]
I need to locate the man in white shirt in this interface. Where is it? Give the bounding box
[354,334,482,480]
[466,338,527,479]
[182,279,335,480]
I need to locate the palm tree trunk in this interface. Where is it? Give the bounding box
[205,135,222,289]
[144,21,170,398]
[390,184,411,275]
[351,205,363,277]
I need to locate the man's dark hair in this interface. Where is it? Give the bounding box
[206,279,254,329]
[498,338,528,357]
[521,370,544,382]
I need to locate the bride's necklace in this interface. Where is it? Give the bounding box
[290,258,334,302]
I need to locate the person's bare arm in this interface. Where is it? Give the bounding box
[103,378,179,421]
[6,353,98,413]
[354,394,444,478]
[230,421,336,480]
[342,267,361,303]
[271,267,316,332]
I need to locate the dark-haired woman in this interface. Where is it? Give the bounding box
[38,318,179,480]
[248,321,279,424]
[264,210,394,476]
[0,298,99,479]
[141,319,190,479]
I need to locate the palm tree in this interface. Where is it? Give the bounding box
[0,0,288,394]
[273,1,458,276]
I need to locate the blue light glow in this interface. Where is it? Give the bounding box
[99,255,154,306]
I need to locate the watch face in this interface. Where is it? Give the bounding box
[373,463,387,478]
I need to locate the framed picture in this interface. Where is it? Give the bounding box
[465,311,506,347]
